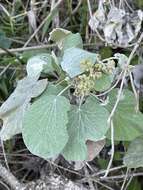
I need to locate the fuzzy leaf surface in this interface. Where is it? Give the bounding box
[106,89,143,141]
[22,94,71,159]
[62,97,109,161]
[94,74,113,91]
[0,77,48,140]
[124,136,143,168]
[26,53,54,78]
[61,48,96,78]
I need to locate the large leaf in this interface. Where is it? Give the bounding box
[0,77,48,140]
[0,103,29,141]
[22,49,48,62]
[22,94,71,159]
[49,28,71,42]
[49,28,83,50]
[123,136,143,168]
[71,139,106,170]
[49,28,71,49]
[62,97,109,161]
[26,53,54,78]
[106,89,143,141]
[61,48,97,78]
[62,33,83,50]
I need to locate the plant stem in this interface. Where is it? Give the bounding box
[23,0,64,47]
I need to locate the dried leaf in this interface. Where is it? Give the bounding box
[89,3,143,46]
[27,10,37,32]
[86,139,105,161]
[89,0,106,30]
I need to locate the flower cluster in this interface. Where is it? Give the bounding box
[73,59,115,96]
[74,74,95,96]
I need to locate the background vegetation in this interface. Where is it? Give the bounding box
[0,0,143,189]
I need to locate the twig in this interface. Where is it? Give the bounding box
[99,172,143,180]
[57,85,71,96]
[104,32,143,177]
[120,168,129,190]
[23,0,64,47]
[93,165,126,176]
[102,120,114,178]
[87,0,92,17]
[87,0,105,42]
[0,180,10,190]
[0,140,10,171]
[129,71,139,112]
[0,47,24,64]
[0,63,12,77]
[0,42,121,55]
[124,172,134,190]
[0,163,25,190]
[108,32,143,124]
[0,44,56,54]
[84,166,95,190]
[91,178,114,190]
[62,0,83,27]
[96,71,123,97]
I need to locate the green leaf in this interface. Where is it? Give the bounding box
[49,28,83,50]
[26,53,54,78]
[106,89,143,141]
[0,77,48,140]
[22,94,71,159]
[114,53,128,70]
[61,47,97,78]
[123,136,143,168]
[0,103,28,141]
[0,30,11,49]
[49,28,71,43]
[62,33,83,50]
[62,97,109,161]
[94,74,113,91]
[22,49,48,62]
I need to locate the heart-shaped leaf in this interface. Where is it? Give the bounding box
[49,28,71,43]
[106,89,143,141]
[49,28,83,50]
[62,97,109,161]
[123,136,143,168]
[26,53,54,78]
[22,93,71,159]
[61,33,83,50]
[0,77,48,140]
[61,47,97,78]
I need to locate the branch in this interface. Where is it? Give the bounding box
[0,44,56,55]
[0,163,25,190]
[104,32,143,177]
[23,0,64,47]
